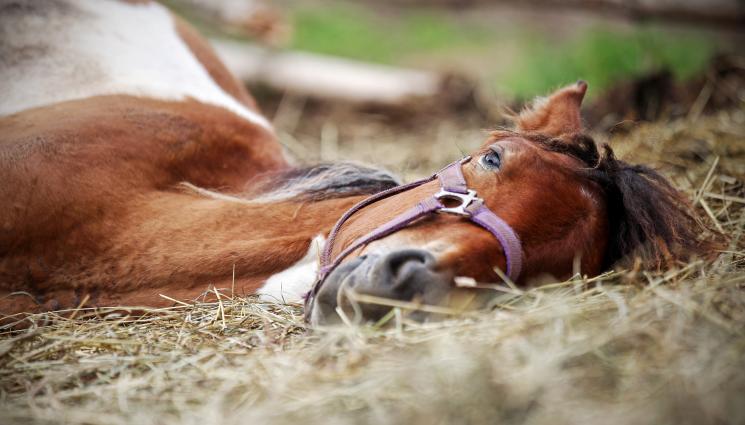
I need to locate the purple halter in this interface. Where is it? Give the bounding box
[304,157,523,313]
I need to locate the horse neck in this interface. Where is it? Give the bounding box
[243,196,366,245]
[185,193,367,278]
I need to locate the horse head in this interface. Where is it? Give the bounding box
[307,82,711,324]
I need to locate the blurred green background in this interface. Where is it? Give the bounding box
[169,0,742,102]
[287,1,721,99]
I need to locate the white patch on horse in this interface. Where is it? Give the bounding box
[257,235,326,304]
[0,0,272,131]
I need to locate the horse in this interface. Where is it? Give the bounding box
[0,0,710,326]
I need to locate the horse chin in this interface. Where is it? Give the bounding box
[309,249,454,326]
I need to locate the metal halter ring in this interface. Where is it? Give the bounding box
[434,189,481,217]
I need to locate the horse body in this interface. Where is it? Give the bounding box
[1,0,708,323]
[0,0,364,314]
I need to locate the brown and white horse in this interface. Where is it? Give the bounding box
[0,0,709,325]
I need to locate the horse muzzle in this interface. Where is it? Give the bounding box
[307,249,452,325]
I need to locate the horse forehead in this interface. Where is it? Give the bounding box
[0,0,271,130]
[489,136,587,169]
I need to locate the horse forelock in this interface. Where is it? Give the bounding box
[491,129,601,168]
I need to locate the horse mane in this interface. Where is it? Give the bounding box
[588,144,720,268]
[250,162,401,202]
[518,131,718,269]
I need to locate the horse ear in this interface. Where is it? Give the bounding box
[514,81,587,137]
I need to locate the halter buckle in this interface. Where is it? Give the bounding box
[434,189,481,217]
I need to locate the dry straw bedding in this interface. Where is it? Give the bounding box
[1,110,744,425]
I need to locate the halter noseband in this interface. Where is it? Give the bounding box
[304,157,523,316]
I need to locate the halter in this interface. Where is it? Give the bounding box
[304,157,523,316]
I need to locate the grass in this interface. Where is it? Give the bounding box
[1,104,744,424]
[166,0,720,99]
[288,2,718,98]
[502,28,715,99]
[291,4,490,64]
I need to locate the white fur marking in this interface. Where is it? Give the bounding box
[0,0,272,131]
[257,235,326,304]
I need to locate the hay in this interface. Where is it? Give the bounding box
[1,109,744,425]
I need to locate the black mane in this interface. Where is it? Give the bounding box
[250,162,400,202]
[529,133,716,268]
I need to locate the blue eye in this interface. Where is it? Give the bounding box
[481,149,501,170]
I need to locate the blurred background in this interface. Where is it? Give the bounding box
[166,0,744,179]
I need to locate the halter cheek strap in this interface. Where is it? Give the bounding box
[305,157,523,312]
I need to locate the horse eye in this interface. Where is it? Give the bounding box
[480,150,501,170]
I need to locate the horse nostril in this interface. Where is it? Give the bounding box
[311,248,450,324]
[374,249,436,289]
